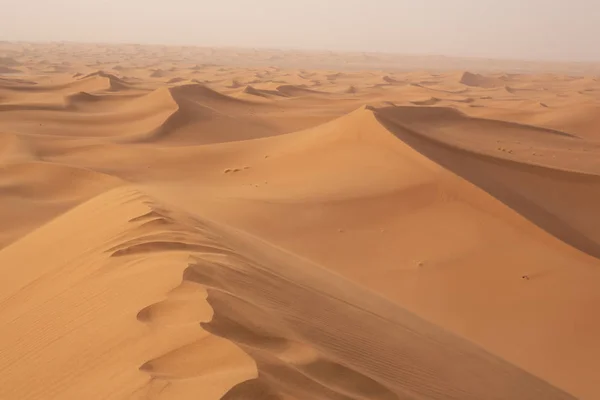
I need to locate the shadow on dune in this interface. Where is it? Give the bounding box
[373,105,600,259]
[373,105,578,138]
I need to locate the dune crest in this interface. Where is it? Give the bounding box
[0,188,575,399]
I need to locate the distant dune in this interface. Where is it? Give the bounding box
[0,66,21,74]
[0,57,21,67]
[459,71,504,88]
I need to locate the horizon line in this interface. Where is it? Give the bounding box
[3,39,600,66]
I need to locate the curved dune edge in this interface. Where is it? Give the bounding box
[364,105,600,258]
[0,82,281,144]
[0,187,575,399]
[125,84,280,144]
[459,71,505,88]
[251,104,600,259]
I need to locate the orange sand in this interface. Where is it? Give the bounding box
[1,42,600,399]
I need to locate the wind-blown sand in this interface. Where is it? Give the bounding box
[1,42,600,400]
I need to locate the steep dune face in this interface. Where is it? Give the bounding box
[81,70,131,90]
[459,71,504,88]
[139,84,283,144]
[242,85,288,98]
[374,106,600,258]
[0,188,574,400]
[275,84,327,96]
[2,43,600,400]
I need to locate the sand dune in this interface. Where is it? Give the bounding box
[459,71,505,88]
[410,97,440,105]
[0,56,21,67]
[2,42,600,400]
[0,66,22,74]
[0,188,575,399]
[276,84,327,96]
[242,85,288,98]
[135,84,284,144]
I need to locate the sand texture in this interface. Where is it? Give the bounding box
[1,42,600,399]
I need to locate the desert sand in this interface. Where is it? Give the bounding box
[1,42,600,399]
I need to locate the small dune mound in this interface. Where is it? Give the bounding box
[276,85,325,97]
[72,72,84,78]
[65,91,103,107]
[382,75,401,84]
[242,85,265,96]
[0,57,20,67]
[346,85,358,94]
[66,70,129,91]
[44,64,71,73]
[297,72,315,80]
[418,80,441,85]
[454,97,475,103]
[167,77,186,84]
[499,73,517,81]
[242,85,284,98]
[411,97,440,106]
[0,66,21,74]
[170,83,248,104]
[81,70,125,83]
[81,70,129,91]
[150,69,167,78]
[460,71,503,88]
[228,79,244,88]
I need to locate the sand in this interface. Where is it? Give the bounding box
[1,42,600,400]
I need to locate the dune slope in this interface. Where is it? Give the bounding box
[0,188,575,400]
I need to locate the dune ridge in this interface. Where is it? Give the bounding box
[0,187,575,399]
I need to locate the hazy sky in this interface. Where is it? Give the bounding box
[1,0,598,61]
